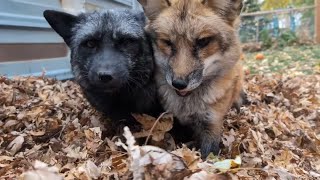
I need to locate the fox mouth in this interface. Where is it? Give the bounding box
[175,90,192,97]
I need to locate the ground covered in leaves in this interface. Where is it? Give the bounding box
[0,54,320,179]
[244,45,320,75]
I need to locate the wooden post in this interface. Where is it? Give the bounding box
[316,0,320,43]
[60,0,85,14]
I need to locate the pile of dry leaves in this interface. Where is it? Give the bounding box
[0,73,319,179]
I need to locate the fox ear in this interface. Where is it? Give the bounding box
[43,10,78,46]
[133,11,147,25]
[202,0,243,25]
[137,0,172,20]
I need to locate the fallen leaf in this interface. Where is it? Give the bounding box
[185,171,227,180]
[21,160,63,180]
[212,156,242,172]
[132,113,174,142]
[199,156,242,173]
[255,53,265,60]
[29,130,46,136]
[7,136,24,155]
[78,160,101,179]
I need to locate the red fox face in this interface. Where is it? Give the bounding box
[139,0,243,96]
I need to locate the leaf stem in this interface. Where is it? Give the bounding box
[144,112,169,145]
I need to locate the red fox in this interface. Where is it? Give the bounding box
[138,0,245,158]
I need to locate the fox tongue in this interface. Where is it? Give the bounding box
[176,90,190,97]
[179,91,188,96]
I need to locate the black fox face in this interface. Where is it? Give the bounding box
[44,9,153,93]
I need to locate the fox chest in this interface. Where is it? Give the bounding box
[157,83,213,125]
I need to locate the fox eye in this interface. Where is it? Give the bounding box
[161,39,173,47]
[84,40,98,48]
[122,37,138,45]
[116,37,139,48]
[196,36,214,49]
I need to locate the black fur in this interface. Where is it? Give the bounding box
[44,10,162,120]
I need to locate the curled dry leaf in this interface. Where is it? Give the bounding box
[132,113,173,142]
[7,135,24,155]
[0,156,14,162]
[198,156,242,173]
[172,145,201,170]
[111,153,128,173]
[3,120,18,129]
[0,156,15,168]
[120,126,143,180]
[29,130,46,136]
[185,171,227,180]
[64,145,88,160]
[78,160,101,179]
[21,160,63,180]
[212,156,242,172]
[120,127,187,180]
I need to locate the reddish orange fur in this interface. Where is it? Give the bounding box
[139,0,245,158]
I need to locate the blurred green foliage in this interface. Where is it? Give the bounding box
[262,0,314,10]
[240,0,315,50]
[278,31,298,48]
[243,0,261,13]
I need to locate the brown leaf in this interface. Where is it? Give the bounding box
[7,136,24,155]
[29,130,46,137]
[21,161,63,180]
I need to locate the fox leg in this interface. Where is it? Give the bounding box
[193,87,236,159]
[190,112,225,159]
[232,90,249,113]
[231,71,247,113]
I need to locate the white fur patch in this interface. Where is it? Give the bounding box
[203,52,223,76]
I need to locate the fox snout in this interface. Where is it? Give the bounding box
[172,78,188,90]
[90,69,118,84]
[97,71,113,83]
[166,68,203,96]
[88,51,129,90]
[89,66,126,90]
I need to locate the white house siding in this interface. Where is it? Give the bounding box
[0,0,138,80]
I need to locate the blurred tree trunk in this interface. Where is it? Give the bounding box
[316,0,320,43]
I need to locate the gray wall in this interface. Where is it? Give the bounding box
[0,0,138,80]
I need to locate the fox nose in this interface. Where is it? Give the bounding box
[98,71,113,83]
[172,79,188,90]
